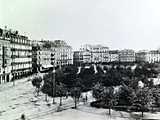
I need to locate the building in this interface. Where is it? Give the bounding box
[0,28,11,83]
[31,40,40,73]
[54,40,73,66]
[78,44,109,64]
[0,27,32,82]
[11,33,32,80]
[36,41,54,71]
[135,50,148,62]
[90,45,109,63]
[109,50,119,62]
[136,50,160,63]
[36,40,72,71]
[147,50,160,63]
[79,44,92,64]
[73,51,83,66]
[119,49,135,62]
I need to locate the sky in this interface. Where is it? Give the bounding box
[1,0,160,50]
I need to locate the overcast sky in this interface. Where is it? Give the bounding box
[1,0,160,50]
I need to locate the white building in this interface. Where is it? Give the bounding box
[109,50,119,62]
[90,45,109,63]
[55,45,73,66]
[119,49,135,62]
[11,35,32,80]
[0,33,11,83]
[37,40,73,71]
[78,44,109,64]
[136,50,160,63]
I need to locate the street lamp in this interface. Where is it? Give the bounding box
[51,51,56,104]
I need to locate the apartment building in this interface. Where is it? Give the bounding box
[11,33,32,80]
[36,40,72,71]
[0,27,32,82]
[109,50,119,62]
[36,41,54,71]
[119,49,135,62]
[31,40,40,73]
[136,50,148,62]
[76,44,109,64]
[0,28,11,83]
[136,50,160,63]
[73,51,83,66]
[54,40,73,66]
[90,45,109,63]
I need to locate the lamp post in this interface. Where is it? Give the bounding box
[51,51,56,104]
[52,67,56,104]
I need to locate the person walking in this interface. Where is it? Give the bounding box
[85,95,88,103]
[21,114,26,120]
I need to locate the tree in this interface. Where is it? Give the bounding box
[41,72,55,102]
[78,66,95,91]
[62,66,78,89]
[132,87,152,117]
[70,87,81,109]
[102,68,122,87]
[56,83,67,106]
[92,83,104,101]
[32,76,42,96]
[92,84,117,115]
[117,84,136,106]
[102,87,116,115]
[152,87,160,107]
[55,67,64,84]
[96,65,104,75]
[134,66,143,78]
[41,76,52,101]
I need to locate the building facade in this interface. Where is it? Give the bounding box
[0,27,32,82]
[79,45,92,64]
[11,34,32,80]
[54,40,73,66]
[78,44,109,64]
[36,41,54,71]
[109,50,119,62]
[36,40,72,71]
[136,50,160,63]
[119,49,135,62]
[90,45,109,63]
[136,50,148,62]
[147,50,160,63]
[73,51,83,66]
[31,40,40,73]
[0,28,11,83]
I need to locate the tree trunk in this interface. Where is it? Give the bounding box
[53,98,55,104]
[141,105,144,117]
[75,97,77,109]
[45,94,48,102]
[60,96,62,106]
[109,107,111,115]
[142,111,144,117]
[37,88,40,96]
[151,105,154,113]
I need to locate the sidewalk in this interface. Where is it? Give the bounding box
[0,75,34,92]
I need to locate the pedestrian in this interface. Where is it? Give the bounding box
[83,97,85,104]
[85,95,88,102]
[21,114,25,120]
